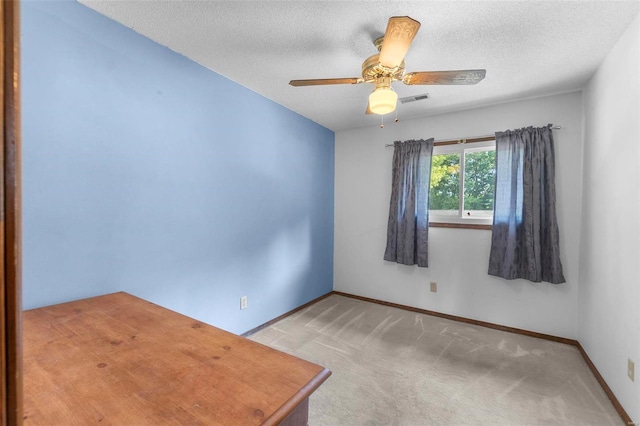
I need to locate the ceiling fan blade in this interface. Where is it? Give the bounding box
[379,16,421,69]
[289,78,363,87]
[403,70,486,85]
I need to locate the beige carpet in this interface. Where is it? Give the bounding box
[248,294,623,426]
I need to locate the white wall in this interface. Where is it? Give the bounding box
[335,91,583,339]
[580,15,640,421]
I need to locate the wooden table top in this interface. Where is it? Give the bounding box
[22,292,330,425]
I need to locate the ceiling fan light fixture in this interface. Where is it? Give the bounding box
[369,87,397,115]
[369,76,397,115]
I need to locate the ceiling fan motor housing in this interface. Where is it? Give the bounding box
[362,53,406,83]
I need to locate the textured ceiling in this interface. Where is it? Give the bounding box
[80,0,639,132]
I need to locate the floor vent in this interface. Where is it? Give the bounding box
[399,93,430,104]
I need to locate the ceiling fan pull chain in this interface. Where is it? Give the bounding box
[380,115,384,128]
[395,109,399,123]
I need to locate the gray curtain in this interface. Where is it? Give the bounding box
[384,139,434,267]
[488,125,565,284]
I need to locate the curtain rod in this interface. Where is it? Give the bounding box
[384,125,562,147]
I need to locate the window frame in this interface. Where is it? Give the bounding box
[429,138,496,230]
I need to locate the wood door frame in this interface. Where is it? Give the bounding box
[1,0,22,425]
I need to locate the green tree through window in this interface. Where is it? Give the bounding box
[463,150,495,211]
[429,143,496,224]
[429,154,460,210]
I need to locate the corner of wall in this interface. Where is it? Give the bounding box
[577,12,640,422]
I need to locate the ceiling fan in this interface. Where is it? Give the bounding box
[289,16,486,115]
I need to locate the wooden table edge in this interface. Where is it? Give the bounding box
[24,291,333,426]
[262,367,332,426]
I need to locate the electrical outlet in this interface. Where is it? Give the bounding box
[629,358,635,382]
[430,282,437,293]
[240,296,248,310]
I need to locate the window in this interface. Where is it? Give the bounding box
[429,140,495,227]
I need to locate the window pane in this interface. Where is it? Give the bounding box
[463,149,495,216]
[429,153,460,215]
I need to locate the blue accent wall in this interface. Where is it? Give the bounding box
[21,1,334,334]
